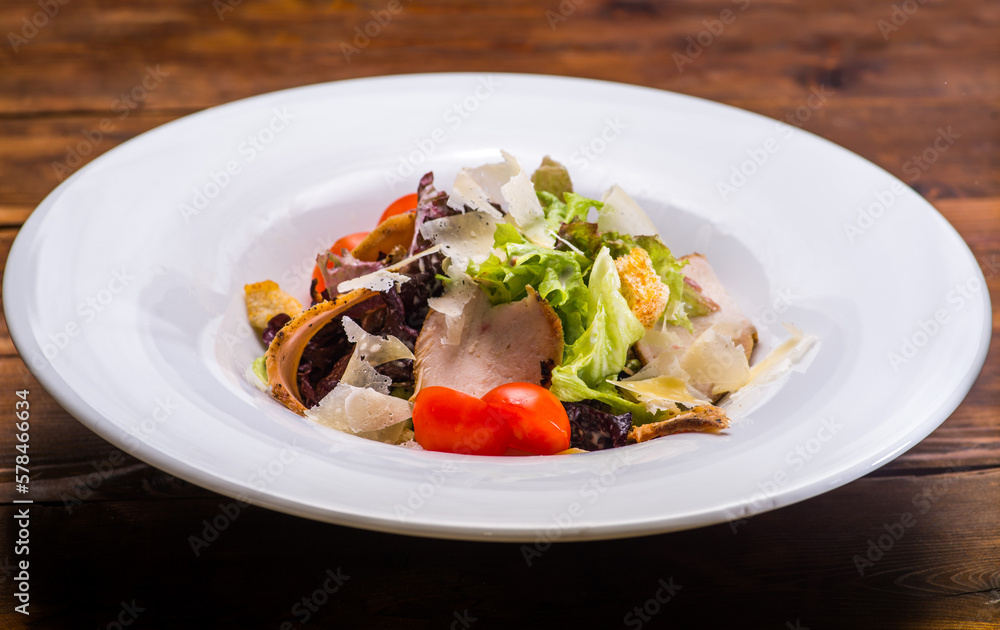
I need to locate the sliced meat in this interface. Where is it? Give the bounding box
[414,287,563,398]
[637,253,757,363]
[628,405,730,443]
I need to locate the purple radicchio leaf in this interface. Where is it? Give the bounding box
[316,251,385,299]
[564,401,633,451]
[262,313,291,345]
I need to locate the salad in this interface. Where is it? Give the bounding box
[244,152,809,456]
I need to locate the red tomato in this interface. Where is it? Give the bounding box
[378,193,418,224]
[311,231,369,295]
[482,383,571,455]
[413,387,512,456]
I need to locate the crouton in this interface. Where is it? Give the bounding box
[615,247,670,328]
[244,280,303,334]
[628,405,730,443]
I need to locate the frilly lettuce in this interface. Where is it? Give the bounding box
[467,223,590,345]
[549,248,651,420]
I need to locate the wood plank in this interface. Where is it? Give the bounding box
[0,353,995,508]
[0,100,996,214]
[0,0,998,114]
[0,206,31,226]
[0,469,996,626]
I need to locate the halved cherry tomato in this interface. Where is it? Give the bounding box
[311,231,370,295]
[412,387,512,456]
[379,193,418,224]
[482,383,570,455]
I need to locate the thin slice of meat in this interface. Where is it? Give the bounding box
[628,405,729,443]
[636,253,757,363]
[414,287,564,398]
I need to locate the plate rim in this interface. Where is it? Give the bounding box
[3,72,992,541]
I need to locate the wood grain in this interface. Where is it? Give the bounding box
[0,0,997,626]
[0,470,996,628]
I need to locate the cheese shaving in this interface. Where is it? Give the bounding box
[613,376,710,410]
[419,211,500,269]
[498,151,552,247]
[599,184,659,237]
[337,269,410,294]
[448,170,504,218]
[680,325,751,397]
[342,317,414,365]
[333,244,442,294]
[446,151,553,247]
[305,317,415,442]
[427,269,480,345]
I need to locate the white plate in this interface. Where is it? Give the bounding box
[4,73,990,541]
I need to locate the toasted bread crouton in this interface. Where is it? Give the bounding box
[628,405,730,443]
[615,247,670,328]
[244,280,303,334]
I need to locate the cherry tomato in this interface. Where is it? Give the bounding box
[311,232,370,295]
[482,383,571,455]
[412,387,512,456]
[378,193,418,224]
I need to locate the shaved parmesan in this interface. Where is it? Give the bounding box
[342,317,414,366]
[306,384,411,443]
[681,325,751,396]
[304,317,416,442]
[599,185,659,237]
[613,376,710,410]
[447,151,553,247]
[722,324,819,415]
[343,387,412,434]
[427,270,480,345]
[448,170,504,218]
[419,211,500,269]
[498,151,552,247]
[746,324,816,384]
[333,244,443,294]
[337,269,410,294]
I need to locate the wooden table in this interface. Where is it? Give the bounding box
[1,0,997,627]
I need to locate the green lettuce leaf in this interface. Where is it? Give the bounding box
[549,369,654,422]
[468,226,590,345]
[538,191,602,233]
[530,156,574,198]
[558,222,699,330]
[548,246,649,419]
